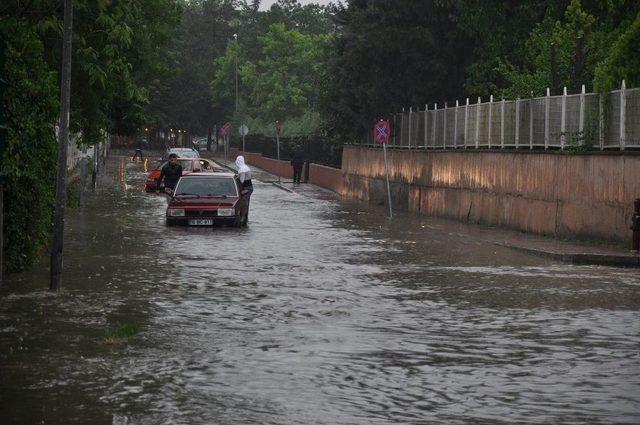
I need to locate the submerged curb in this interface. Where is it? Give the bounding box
[495,243,640,268]
[210,157,294,193]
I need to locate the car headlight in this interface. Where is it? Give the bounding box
[168,208,185,217]
[217,208,235,217]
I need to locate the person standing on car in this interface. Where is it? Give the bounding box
[156,153,183,194]
[235,155,253,218]
[290,148,305,184]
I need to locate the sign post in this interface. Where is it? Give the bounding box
[275,120,282,183]
[374,119,393,219]
[219,123,230,160]
[239,124,249,152]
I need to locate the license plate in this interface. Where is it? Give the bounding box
[188,219,213,226]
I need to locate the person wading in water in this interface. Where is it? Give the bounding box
[156,153,183,195]
[235,155,253,221]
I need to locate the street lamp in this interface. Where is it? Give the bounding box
[233,33,238,113]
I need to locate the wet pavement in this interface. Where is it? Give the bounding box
[1,154,639,424]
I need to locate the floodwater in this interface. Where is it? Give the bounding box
[1,155,639,424]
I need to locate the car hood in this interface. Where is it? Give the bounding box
[169,196,239,208]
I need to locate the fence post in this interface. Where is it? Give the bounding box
[424,104,428,148]
[475,96,480,149]
[443,102,447,148]
[433,103,437,148]
[544,87,550,149]
[500,98,505,149]
[560,86,567,149]
[454,100,459,148]
[464,98,469,148]
[515,98,520,148]
[620,79,626,150]
[392,113,397,146]
[599,94,604,150]
[579,84,585,138]
[408,107,413,149]
[400,108,405,146]
[529,91,534,150]
[488,95,493,148]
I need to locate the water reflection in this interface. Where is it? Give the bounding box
[0,154,639,424]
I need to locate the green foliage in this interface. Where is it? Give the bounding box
[0,1,181,272]
[594,11,640,92]
[149,0,236,134]
[1,19,58,271]
[493,0,639,98]
[454,0,570,97]
[322,0,474,142]
[211,17,333,136]
[245,110,323,137]
[104,322,141,345]
[252,23,331,121]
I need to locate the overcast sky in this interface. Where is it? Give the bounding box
[258,0,336,10]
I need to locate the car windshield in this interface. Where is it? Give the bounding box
[169,149,198,158]
[179,160,193,171]
[174,177,238,197]
[155,160,192,171]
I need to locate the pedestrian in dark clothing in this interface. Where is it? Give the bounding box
[132,138,144,162]
[156,153,183,194]
[291,149,305,184]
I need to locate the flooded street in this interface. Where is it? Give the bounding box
[1,155,639,424]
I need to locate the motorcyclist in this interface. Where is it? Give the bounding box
[156,153,183,194]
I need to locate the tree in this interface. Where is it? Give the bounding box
[594,10,640,92]
[1,19,58,271]
[0,0,181,271]
[322,0,474,142]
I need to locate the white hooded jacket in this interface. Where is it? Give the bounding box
[235,155,252,185]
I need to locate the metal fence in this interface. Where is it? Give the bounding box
[388,81,640,150]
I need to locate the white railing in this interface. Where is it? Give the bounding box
[386,81,639,150]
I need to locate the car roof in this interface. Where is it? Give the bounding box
[180,172,235,178]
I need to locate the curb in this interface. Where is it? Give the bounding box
[210,158,295,193]
[210,158,235,172]
[270,182,294,193]
[495,243,640,268]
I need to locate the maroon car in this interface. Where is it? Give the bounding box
[166,173,249,227]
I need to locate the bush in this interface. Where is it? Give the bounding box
[2,20,59,272]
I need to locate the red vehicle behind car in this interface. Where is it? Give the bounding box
[166,173,249,227]
[145,158,220,192]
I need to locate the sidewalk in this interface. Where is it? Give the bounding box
[207,153,639,268]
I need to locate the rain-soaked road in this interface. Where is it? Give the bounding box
[1,154,640,424]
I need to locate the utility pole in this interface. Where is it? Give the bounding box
[233,33,238,113]
[50,0,73,291]
[0,39,7,285]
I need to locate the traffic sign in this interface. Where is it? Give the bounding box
[373,120,391,144]
[274,120,282,136]
[239,124,249,136]
[219,123,230,137]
